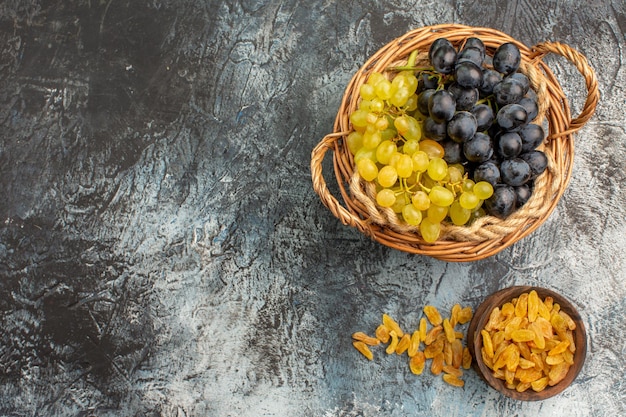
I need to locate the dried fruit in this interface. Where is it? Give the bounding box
[352,302,474,389]
[460,348,470,370]
[431,352,444,375]
[408,331,421,357]
[375,324,390,343]
[352,332,381,346]
[386,330,399,354]
[479,291,578,393]
[409,351,426,375]
[424,305,443,326]
[443,318,455,343]
[353,341,374,360]
[383,314,404,337]
[443,373,465,387]
[396,333,411,355]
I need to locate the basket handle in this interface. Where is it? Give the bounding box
[530,41,599,137]
[310,133,374,237]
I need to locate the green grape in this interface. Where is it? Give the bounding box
[412,190,431,211]
[402,116,422,141]
[402,139,420,155]
[449,201,471,226]
[402,204,423,226]
[388,152,402,168]
[378,165,398,188]
[394,115,411,135]
[420,218,441,243]
[447,165,464,183]
[404,94,418,112]
[462,178,475,192]
[360,84,376,101]
[376,140,397,165]
[473,181,494,200]
[412,151,429,172]
[346,131,363,155]
[392,192,409,213]
[354,147,377,165]
[357,158,378,182]
[380,127,397,141]
[390,88,411,108]
[367,72,386,86]
[376,188,396,207]
[427,157,448,181]
[375,117,389,131]
[370,98,385,113]
[459,191,480,210]
[429,185,454,207]
[358,100,372,112]
[374,79,392,100]
[362,129,382,149]
[427,204,448,222]
[421,172,437,190]
[419,139,445,159]
[349,109,370,129]
[396,154,414,178]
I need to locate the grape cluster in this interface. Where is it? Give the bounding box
[423,38,548,218]
[347,37,547,242]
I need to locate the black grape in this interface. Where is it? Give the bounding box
[496,132,523,159]
[428,90,456,123]
[447,111,478,143]
[473,161,501,186]
[484,185,517,218]
[471,104,495,131]
[519,151,548,179]
[442,139,464,164]
[493,43,521,74]
[463,132,493,163]
[518,97,539,122]
[423,117,448,142]
[455,61,483,89]
[519,124,545,152]
[497,104,528,132]
[493,77,526,105]
[480,68,503,97]
[448,83,479,111]
[500,158,532,186]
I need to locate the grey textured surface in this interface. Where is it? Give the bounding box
[1,1,625,416]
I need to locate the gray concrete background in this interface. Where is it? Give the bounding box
[0,1,624,416]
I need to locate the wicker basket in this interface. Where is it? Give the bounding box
[311,24,598,262]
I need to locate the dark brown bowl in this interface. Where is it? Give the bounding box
[467,286,587,400]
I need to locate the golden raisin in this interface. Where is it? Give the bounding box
[431,352,444,375]
[457,306,473,324]
[511,329,536,343]
[375,324,391,344]
[443,318,455,343]
[442,373,465,387]
[527,290,539,322]
[419,317,428,342]
[424,305,443,326]
[443,365,463,378]
[383,314,404,338]
[386,330,399,354]
[409,351,426,375]
[514,293,528,318]
[395,333,411,355]
[408,331,420,357]
[353,341,373,360]
[462,347,472,370]
[424,325,443,345]
[531,376,549,392]
[352,332,381,346]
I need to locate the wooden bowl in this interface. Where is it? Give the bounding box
[467,286,587,400]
